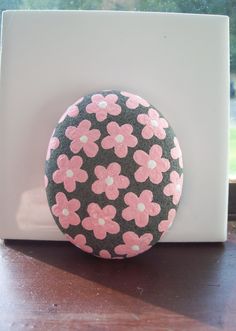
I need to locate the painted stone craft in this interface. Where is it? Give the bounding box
[45,90,183,259]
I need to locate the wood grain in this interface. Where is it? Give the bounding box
[1,223,236,331]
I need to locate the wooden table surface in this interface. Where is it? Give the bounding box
[1,223,236,331]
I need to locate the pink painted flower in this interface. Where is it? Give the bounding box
[86,94,121,122]
[53,154,88,192]
[51,192,81,229]
[137,108,168,140]
[121,91,149,109]
[92,162,130,200]
[65,119,101,157]
[58,97,83,123]
[114,231,153,258]
[46,131,60,160]
[171,137,183,168]
[133,145,170,184]
[66,234,93,253]
[99,250,112,259]
[101,122,138,158]
[163,171,183,205]
[44,175,48,188]
[122,190,160,227]
[158,209,176,233]
[82,203,120,240]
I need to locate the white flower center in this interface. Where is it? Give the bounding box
[98,101,108,109]
[80,135,88,143]
[115,134,124,143]
[176,184,181,192]
[137,203,145,212]
[98,218,105,226]
[66,169,74,177]
[105,176,114,186]
[148,160,157,169]
[62,208,69,216]
[131,245,140,251]
[151,119,158,127]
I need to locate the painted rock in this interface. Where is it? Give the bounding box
[45,90,183,259]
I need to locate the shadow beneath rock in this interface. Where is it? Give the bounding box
[5,239,235,329]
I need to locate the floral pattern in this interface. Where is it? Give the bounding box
[121,91,149,109]
[171,137,183,168]
[101,122,138,158]
[122,190,161,227]
[45,90,183,259]
[86,94,121,121]
[99,250,112,259]
[82,203,119,240]
[92,162,130,200]
[158,209,176,233]
[58,97,83,123]
[134,145,170,184]
[65,119,101,157]
[114,231,153,258]
[163,171,183,205]
[66,234,93,253]
[53,154,88,192]
[137,108,168,140]
[46,132,60,160]
[52,192,81,229]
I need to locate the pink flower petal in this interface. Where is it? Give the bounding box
[82,217,94,230]
[135,212,149,227]
[68,234,93,253]
[137,113,149,125]
[114,144,128,158]
[92,180,106,194]
[94,165,106,179]
[105,185,119,200]
[139,190,153,203]
[70,140,83,154]
[96,110,108,122]
[158,209,176,233]
[86,102,98,114]
[105,94,118,103]
[83,142,99,157]
[122,206,135,221]
[133,150,149,166]
[67,105,79,117]
[76,169,88,183]
[107,162,121,176]
[124,192,138,205]
[134,166,149,182]
[115,175,130,189]
[57,154,69,168]
[70,155,83,168]
[149,145,163,159]
[149,202,161,216]
[103,205,116,219]
[142,125,154,139]
[106,121,120,135]
[87,202,100,217]
[101,135,115,149]
[65,126,77,140]
[91,94,104,103]
[149,168,163,184]
[170,170,179,183]
[99,250,112,259]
